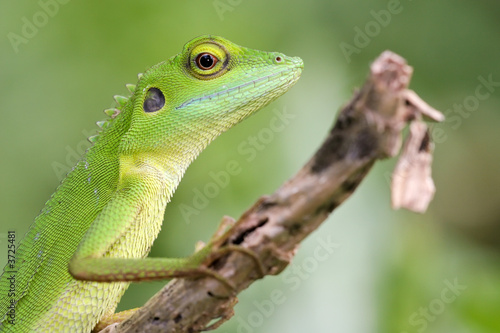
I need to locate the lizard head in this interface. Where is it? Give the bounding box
[119,35,303,171]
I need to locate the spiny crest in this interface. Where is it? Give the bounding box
[87,73,142,144]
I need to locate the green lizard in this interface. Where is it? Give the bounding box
[0,35,302,332]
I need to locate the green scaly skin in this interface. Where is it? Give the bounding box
[0,35,302,332]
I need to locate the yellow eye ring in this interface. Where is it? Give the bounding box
[187,41,230,79]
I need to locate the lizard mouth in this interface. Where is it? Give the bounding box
[175,64,303,111]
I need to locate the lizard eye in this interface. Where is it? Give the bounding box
[188,42,228,79]
[143,88,165,113]
[195,53,218,70]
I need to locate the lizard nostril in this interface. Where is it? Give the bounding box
[275,56,283,63]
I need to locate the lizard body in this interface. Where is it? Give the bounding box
[0,35,302,332]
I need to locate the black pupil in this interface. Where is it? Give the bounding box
[199,54,213,69]
[143,88,165,113]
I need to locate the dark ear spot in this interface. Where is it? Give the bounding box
[143,88,165,113]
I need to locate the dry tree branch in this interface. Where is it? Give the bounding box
[99,51,444,333]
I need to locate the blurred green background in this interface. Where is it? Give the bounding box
[1,1,499,332]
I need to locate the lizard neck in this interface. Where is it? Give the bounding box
[118,149,196,202]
